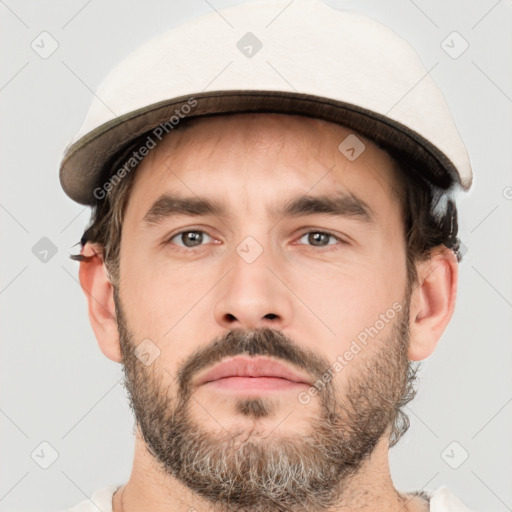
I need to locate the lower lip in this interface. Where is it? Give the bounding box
[202,376,308,393]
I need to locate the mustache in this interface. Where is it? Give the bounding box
[177,327,330,398]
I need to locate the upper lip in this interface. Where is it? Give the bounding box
[196,356,312,386]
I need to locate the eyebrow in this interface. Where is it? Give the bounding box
[272,192,374,223]
[142,191,375,226]
[143,194,226,225]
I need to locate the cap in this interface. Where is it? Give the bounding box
[59,0,473,206]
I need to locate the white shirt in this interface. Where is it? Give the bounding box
[62,485,474,511]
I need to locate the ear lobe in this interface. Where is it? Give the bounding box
[408,248,458,361]
[78,243,122,363]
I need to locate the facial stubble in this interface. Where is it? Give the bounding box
[115,289,416,512]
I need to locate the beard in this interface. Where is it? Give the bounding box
[115,289,417,512]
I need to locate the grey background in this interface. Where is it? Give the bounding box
[1,1,511,511]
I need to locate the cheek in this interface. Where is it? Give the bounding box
[118,242,173,340]
[118,247,219,353]
[284,244,407,357]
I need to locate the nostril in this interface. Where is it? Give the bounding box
[222,313,278,324]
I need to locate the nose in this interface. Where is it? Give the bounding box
[214,241,294,330]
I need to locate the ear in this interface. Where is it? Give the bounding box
[408,247,458,361]
[78,242,121,362]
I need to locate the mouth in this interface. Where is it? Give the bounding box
[195,356,312,394]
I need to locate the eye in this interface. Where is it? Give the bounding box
[297,231,342,247]
[168,230,214,248]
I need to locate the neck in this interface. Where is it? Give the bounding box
[112,431,427,512]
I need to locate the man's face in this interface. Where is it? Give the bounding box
[115,113,414,510]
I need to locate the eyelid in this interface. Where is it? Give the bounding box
[164,227,350,250]
[293,227,351,246]
[165,227,220,247]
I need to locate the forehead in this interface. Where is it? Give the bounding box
[125,113,404,221]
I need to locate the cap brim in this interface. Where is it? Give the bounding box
[60,90,463,206]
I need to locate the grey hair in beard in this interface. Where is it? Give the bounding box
[115,287,418,512]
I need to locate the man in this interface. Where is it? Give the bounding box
[59,1,474,511]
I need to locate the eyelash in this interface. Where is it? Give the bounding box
[166,228,347,251]
[296,231,347,249]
